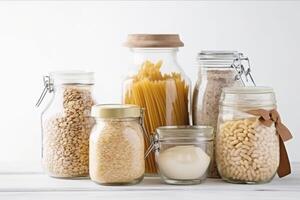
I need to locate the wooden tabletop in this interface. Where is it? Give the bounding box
[0,163,299,200]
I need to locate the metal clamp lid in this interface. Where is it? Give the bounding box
[35,76,54,107]
[144,125,214,159]
[232,53,256,86]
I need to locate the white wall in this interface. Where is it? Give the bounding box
[0,1,299,171]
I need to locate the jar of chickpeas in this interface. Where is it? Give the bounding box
[216,86,279,184]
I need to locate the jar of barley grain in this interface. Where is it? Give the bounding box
[37,71,95,178]
[216,87,279,184]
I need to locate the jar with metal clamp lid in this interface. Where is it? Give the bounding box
[192,51,256,178]
[145,126,213,185]
[36,71,95,178]
[216,87,279,183]
[89,104,145,185]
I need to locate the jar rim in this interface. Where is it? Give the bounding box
[156,125,214,141]
[223,86,274,94]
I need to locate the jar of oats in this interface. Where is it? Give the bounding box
[89,104,145,185]
[38,71,95,178]
[216,86,279,184]
[192,51,246,177]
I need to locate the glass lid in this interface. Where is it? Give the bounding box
[156,126,214,141]
[197,50,241,68]
[198,50,239,60]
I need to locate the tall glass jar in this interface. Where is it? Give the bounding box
[89,104,145,185]
[192,51,245,177]
[122,34,191,175]
[37,71,95,178]
[216,87,279,183]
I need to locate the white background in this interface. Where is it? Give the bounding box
[0,1,299,171]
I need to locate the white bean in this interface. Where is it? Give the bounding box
[216,118,279,183]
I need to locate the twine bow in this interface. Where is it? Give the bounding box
[247,109,293,177]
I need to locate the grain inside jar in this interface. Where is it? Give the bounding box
[40,71,95,178]
[89,104,145,185]
[193,51,243,177]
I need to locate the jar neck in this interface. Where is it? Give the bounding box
[198,61,235,69]
[199,67,237,78]
[95,117,140,123]
[131,48,179,66]
[53,84,93,92]
[220,92,276,109]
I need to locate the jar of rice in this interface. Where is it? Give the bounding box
[89,104,145,185]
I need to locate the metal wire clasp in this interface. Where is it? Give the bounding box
[232,53,256,86]
[144,133,159,159]
[138,108,158,159]
[35,76,54,107]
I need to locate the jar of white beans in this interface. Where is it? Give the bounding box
[216,87,279,184]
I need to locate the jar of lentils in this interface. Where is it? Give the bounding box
[37,71,95,178]
[216,86,279,183]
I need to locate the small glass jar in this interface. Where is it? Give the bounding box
[150,126,213,185]
[89,104,145,185]
[123,34,192,175]
[216,87,279,184]
[192,51,249,177]
[37,71,95,178]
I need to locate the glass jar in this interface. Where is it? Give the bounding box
[123,34,191,175]
[37,71,95,178]
[216,87,279,184]
[89,104,145,185]
[149,126,213,185]
[192,51,250,177]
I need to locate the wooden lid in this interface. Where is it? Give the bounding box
[124,34,184,48]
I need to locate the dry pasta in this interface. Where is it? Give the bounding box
[124,60,190,174]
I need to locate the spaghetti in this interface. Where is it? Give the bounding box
[124,60,190,174]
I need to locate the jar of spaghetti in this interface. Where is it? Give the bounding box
[122,34,191,175]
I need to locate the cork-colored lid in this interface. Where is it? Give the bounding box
[124,34,184,48]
